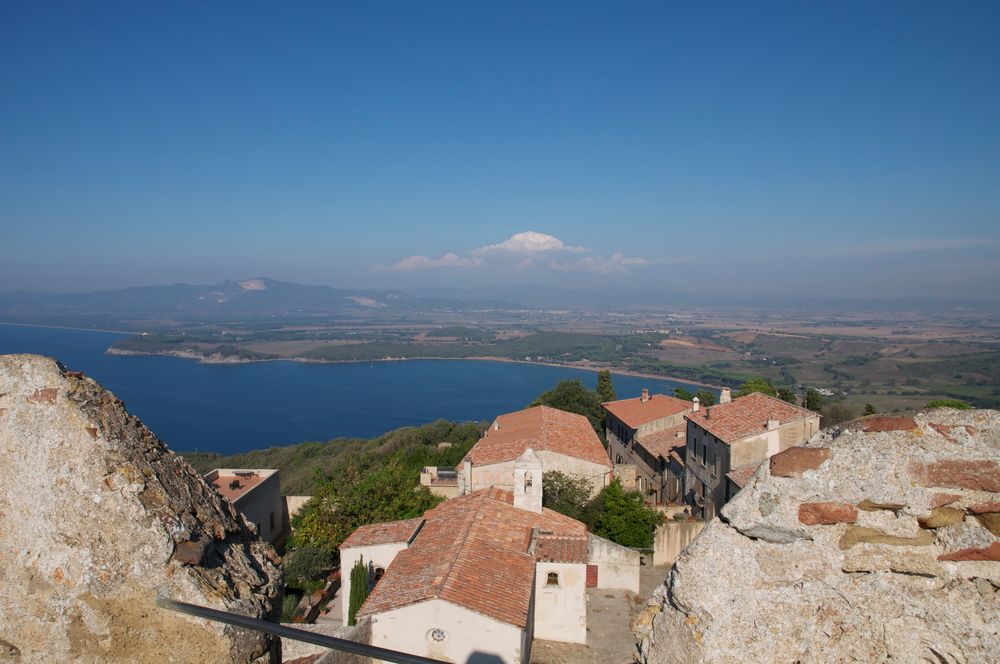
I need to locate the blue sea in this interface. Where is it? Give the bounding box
[0,323,709,455]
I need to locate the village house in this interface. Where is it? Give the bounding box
[205,468,285,545]
[602,389,699,504]
[458,405,612,497]
[340,449,639,664]
[684,392,821,519]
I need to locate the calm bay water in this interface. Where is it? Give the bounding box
[0,323,707,455]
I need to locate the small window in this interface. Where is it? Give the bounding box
[269,511,275,530]
[546,572,560,586]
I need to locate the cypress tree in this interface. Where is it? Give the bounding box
[347,556,369,626]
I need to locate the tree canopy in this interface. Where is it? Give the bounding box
[590,479,664,548]
[804,388,824,412]
[542,471,593,522]
[736,377,778,398]
[925,398,971,410]
[673,387,693,401]
[530,379,605,438]
[777,388,797,404]
[694,390,716,406]
[289,459,442,558]
[596,370,617,403]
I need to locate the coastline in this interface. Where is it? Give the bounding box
[0,321,136,335]
[104,347,723,390]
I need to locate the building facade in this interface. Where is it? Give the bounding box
[341,449,638,663]
[684,392,821,519]
[459,405,612,497]
[603,389,696,504]
[205,468,284,544]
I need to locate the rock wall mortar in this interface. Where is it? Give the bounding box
[635,409,1000,663]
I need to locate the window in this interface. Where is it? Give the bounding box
[269,511,275,531]
[546,572,560,586]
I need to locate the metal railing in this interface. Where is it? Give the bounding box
[156,595,441,664]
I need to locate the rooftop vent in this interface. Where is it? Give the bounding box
[229,479,241,490]
[641,388,650,403]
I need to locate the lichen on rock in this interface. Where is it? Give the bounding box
[0,354,283,663]
[636,408,1000,664]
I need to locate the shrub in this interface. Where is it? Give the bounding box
[925,399,971,410]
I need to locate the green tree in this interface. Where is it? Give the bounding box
[596,370,617,403]
[694,390,716,407]
[821,402,855,427]
[284,546,333,592]
[805,389,824,412]
[925,399,971,410]
[776,388,796,404]
[347,556,369,626]
[591,479,664,548]
[542,471,593,521]
[530,380,604,438]
[673,387,693,401]
[863,403,877,416]
[289,460,441,556]
[737,377,777,398]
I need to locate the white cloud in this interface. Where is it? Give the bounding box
[550,252,649,274]
[391,252,481,270]
[385,231,647,274]
[471,231,588,257]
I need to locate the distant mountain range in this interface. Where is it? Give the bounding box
[1,278,997,331]
[0,278,527,328]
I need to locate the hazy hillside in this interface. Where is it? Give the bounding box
[181,418,486,495]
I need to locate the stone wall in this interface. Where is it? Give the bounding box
[0,355,283,663]
[635,409,1000,663]
[652,521,706,568]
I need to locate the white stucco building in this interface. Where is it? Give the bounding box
[340,448,639,663]
[458,405,612,497]
[205,468,285,544]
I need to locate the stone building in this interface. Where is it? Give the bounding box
[684,391,820,519]
[603,389,697,504]
[459,405,612,496]
[341,448,639,663]
[206,468,285,545]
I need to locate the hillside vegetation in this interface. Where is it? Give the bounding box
[182,418,484,495]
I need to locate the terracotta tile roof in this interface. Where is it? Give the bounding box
[602,394,693,429]
[635,423,688,460]
[463,405,610,469]
[685,392,818,445]
[357,487,587,628]
[726,462,762,489]
[340,517,424,549]
[533,533,589,564]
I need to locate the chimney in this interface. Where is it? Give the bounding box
[641,388,650,403]
[720,387,732,404]
[767,418,780,430]
[692,397,700,412]
[706,407,711,419]
[494,419,500,431]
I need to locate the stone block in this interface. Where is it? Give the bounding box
[839,526,935,550]
[798,502,858,526]
[769,447,831,478]
[918,507,965,529]
[938,542,1000,562]
[910,459,1000,492]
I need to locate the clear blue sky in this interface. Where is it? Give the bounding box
[2,1,998,298]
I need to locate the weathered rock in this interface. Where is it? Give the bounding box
[0,355,283,663]
[938,542,1000,562]
[917,507,966,529]
[798,502,857,526]
[975,512,1000,537]
[768,446,831,477]
[638,408,1000,664]
[910,459,1000,492]
[862,416,917,432]
[839,526,935,549]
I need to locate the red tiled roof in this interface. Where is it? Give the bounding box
[357,487,587,627]
[463,405,610,468]
[726,462,762,489]
[685,392,818,445]
[534,533,589,564]
[340,517,424,549]
[602,394,693,429]
[635,423,688,460]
